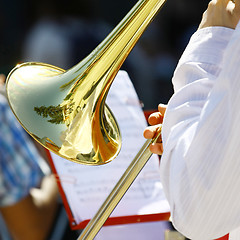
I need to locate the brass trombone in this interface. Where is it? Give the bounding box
[6,0,167,239]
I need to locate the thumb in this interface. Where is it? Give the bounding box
[158,103,167,116]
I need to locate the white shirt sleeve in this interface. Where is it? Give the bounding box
[160,24,240,239]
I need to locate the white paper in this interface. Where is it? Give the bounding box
[51,70,170,224]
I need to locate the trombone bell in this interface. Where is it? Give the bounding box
[6,0,166,166]
[6,62,121,165]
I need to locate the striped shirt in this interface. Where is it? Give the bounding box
[0,92,49,206]
[161,23,240,240]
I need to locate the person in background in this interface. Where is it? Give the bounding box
[0,75,79,240]
[144,0,240,239]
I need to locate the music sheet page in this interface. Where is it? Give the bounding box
[51,71,170,224]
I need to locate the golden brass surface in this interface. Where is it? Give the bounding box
[7,62,121,165]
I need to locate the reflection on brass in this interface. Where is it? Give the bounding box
[34,104,66,124]
[6,61,121,165]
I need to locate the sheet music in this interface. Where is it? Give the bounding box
[51,71,170,224]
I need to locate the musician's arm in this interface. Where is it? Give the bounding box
[160,23,240,239]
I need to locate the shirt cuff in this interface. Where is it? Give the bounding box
[178,26,234,66]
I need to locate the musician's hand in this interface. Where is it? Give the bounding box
[199,0,240,30]
[143,104,167,155]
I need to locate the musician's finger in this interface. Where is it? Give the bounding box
[143,126,155,139]
[149,142,163,155]
[148,112,163,125]
[143,125,160,139]
[158,103,167,116]
[148,104,167,125]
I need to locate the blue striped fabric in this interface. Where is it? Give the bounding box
[0,94,46,206]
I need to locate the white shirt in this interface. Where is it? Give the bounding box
[160,23,240,240]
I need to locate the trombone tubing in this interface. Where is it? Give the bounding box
[77,128,161,240]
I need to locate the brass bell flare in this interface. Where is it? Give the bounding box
[6,60,121,165]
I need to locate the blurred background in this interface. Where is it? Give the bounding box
[0,0,209,109]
